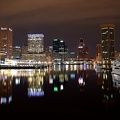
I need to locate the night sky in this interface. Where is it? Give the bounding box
[0,0,120,57]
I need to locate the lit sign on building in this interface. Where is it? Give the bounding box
[78,46,83,48]
[28,34,44,39]
[1,27,7,30]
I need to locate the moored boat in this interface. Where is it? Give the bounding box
[95,63,102,72]
[111,57,120,82]
[111,58,120,76]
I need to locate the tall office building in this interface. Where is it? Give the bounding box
[100,24,115,63]
[12,46,21,59]
[96,44,101,62]
[0,27,13,59]
[52,38,68,61]
[77,38,88,60]
[53,38,60,53]
[23,34,46,62]
[27,34,44,53]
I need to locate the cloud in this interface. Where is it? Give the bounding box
[0,0,120,26]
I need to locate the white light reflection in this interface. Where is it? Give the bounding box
[60,84,64,90]
[49,78,53,84]
[58,65,61,71]
[74,65,77,71]
[15,78,20,85]
[65,65,69,71]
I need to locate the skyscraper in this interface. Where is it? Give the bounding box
[22,33,46,62]
[52,38,68,61]
[12,46,21,59]
[0,27,13,59]
[100,24,115,63]
[27,34,44,53]
[77,38,88,60]
[96,44,101,62]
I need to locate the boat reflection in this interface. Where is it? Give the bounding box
[96,69,118,109]
[101,69,115,108]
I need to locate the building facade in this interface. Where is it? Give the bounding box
[0,27,13,59]
[77,38,88,60]
[12,46,21,59]
[100,24,115,63]
[27,34,44,53]
[21,34,47,63]
[96,44,101,62]
[52,38,68,62]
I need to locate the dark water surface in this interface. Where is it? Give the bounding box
[0,64,120,119]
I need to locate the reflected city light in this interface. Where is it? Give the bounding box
[49,77,53,84]
[0,63,119,110]
[65,65,69,70]
[54,86,58,92]
[15,78,20,85]
[28,88,44,97]
[70,73,75,79]
[78,77,83,84]
[60,84,64,90]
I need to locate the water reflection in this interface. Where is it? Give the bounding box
[27,70,44,97]
[101,69,115,108]
[0,64,120,114]
[112,73,120,93]
[0,71,12,104]
[47,64,90,92]
[48,65,69,92]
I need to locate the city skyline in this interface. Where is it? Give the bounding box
[0,0,120,57]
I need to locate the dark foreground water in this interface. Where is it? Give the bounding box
[0,64,120,119]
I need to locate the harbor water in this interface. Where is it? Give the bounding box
[0,64,120,119]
